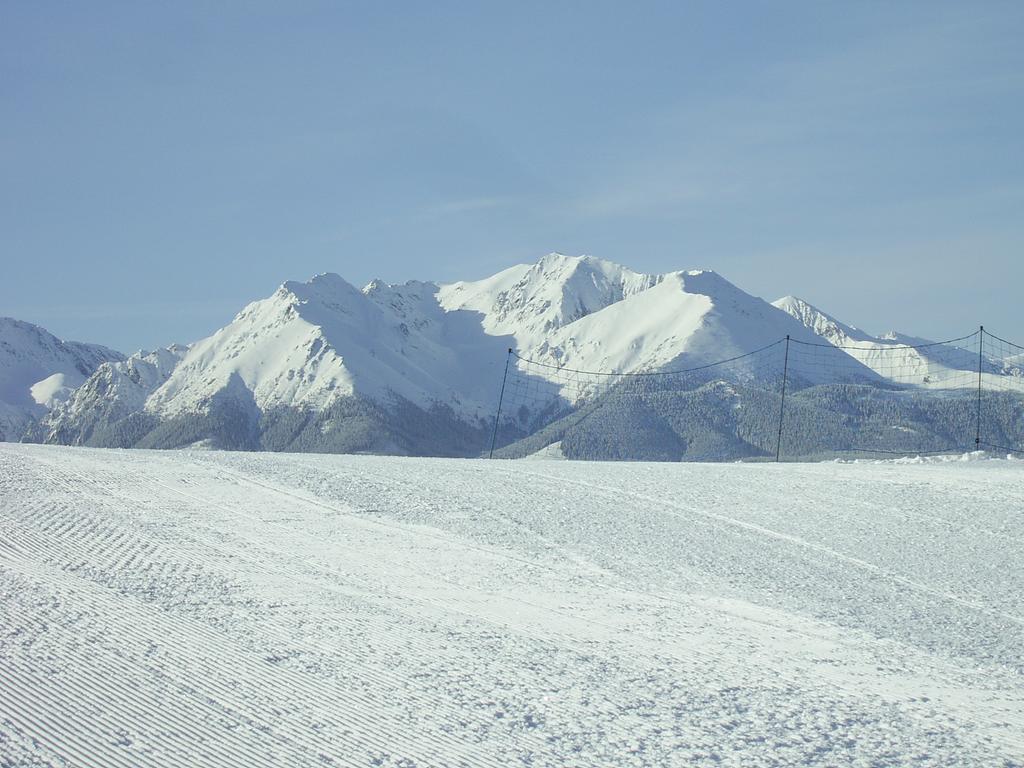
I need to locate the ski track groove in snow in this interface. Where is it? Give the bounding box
[2,459,518,766]
[265,454,1024,655]
[2,444,1023,766]
[188,450,1024,759]
[217,455,1024,731]
[507,466,1024,628]
[4,548,409,766]
[171,457,888,694]
[0,525,396,767]
[9,501,552,765]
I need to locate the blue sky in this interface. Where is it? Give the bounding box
[2,1,1022,352]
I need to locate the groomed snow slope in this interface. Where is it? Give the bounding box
[1,445,1022,766]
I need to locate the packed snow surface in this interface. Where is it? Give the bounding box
[1,445,1022,766]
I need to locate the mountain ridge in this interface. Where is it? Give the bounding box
[4,253,1014,457]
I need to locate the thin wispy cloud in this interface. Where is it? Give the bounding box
[417,196,511,219]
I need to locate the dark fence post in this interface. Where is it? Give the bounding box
[975,326,984,449]
[488,348,513,459]
[776,335,790,462]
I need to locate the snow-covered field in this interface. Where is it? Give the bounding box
[1,445,1022,767]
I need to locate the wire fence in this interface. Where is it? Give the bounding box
[487,327,1024,461]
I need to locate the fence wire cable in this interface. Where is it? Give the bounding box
[489,327,1024,460]
[510,339,785,377]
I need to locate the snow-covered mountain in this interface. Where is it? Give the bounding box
[16,252,1019,457]
[36,253,846,453]
[128,254,837,425]
[0,317,124,441]
[772,296,872,346]
[441,255,842,389]
[143,273,513,424]
[773,296,986,388]
[38,344,189,446]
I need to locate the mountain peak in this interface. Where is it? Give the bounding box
[535,251,630,277]
[484,253,662,336]
[280,272,361,302]
[773,295,869,345]
[774,295,820,314]
[677,269,740,297]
